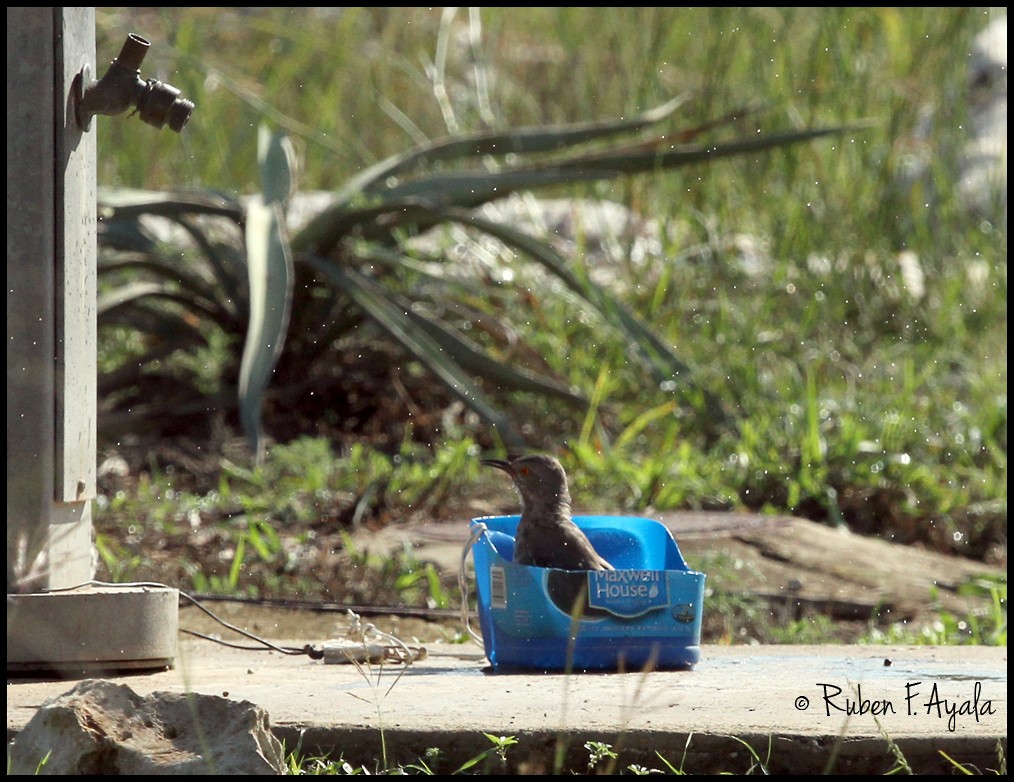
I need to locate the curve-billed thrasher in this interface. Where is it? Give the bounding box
[482,453,614,571]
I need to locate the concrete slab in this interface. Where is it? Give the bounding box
[7,637,1006,775]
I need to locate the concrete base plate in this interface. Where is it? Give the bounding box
[6,584,178,676]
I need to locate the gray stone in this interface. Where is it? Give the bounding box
[7,678,284,775]
[958,14,1007,222]
[898,14,1007,225]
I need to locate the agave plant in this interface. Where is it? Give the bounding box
[97,98,856,458]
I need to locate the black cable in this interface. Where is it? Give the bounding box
[39,580,324,660]
[177,590,324,659]
[180,592,464,620]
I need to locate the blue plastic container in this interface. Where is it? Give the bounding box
[470,515,705,672]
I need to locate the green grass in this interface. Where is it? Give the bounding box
[91,8,1006,634]
[94,436,482,604]
[281,731,1007,775]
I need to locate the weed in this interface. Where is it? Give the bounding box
[874,714,913,775]
[584,740,618,772]
[654,734,695,775]
[727,735,773,775]
[453,734,519,775]
[862,578,1007,646]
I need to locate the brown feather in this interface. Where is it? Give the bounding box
[482,454,613,571]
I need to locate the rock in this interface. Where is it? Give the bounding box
[6,679,284,775]
[897,14,1007,225]
[958,14,1007,222]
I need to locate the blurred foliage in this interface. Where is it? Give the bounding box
[92,8,1005,568]
[97,100,853,455]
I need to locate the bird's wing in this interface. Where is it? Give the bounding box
[554,521,614,570]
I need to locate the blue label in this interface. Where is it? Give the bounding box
[587,570,668,618]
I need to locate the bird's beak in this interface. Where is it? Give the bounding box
[481,458,513,475]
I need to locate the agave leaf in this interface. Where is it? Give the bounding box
[98,309,204,346]
[301,256,526,448]
[97,339,204,395]
[402,304,589,405]
[298,96,694,252]
[98,296,210,404]
[664,103,766,143]
[290,199,439,255]
[426,206,734,424]
[97,279,178,317]
[98,317,207,377]
[97,279,233,330]
[373,124,863,208]
[99,190,249,309]
[369,169,622,207]
[330,94,692,205]
[238,126,297,459]
[239,196,293,459]
[257,124,297,206]
[296,123,865,253]
[98,187,244,221]
[403,205,692,379]
[545,123,868,175]
[98,255,237,320]
[171,214,249,308]
[325,242,587,404]
[97,218,159,255]
[350,245,586,405]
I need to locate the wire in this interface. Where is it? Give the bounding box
[171,593,460,621]
[38,580,324,659]
[459,523,486,645]
[177,590,323,659]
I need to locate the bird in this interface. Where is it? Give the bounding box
[482,453,614,571]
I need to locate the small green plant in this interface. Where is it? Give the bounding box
[285,735,523,776]
[584,740,618,772]
[654,734,694,775]
[861,577,1007,647]
[626,763,665,775]
[727,734,772,776]
[328,612,421,773]
[5,749,52,776]
[581,740,669,775]
[341,533,453,609]
[768,614,840,645]
[92,436,478,603]
[450,733,519,775]
[284,749,360,776]
[93,534,153,583]
[398,746,444,775]
[281,726,1005,775]
[874,715,913,775]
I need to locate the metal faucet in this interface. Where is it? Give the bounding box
[74,33,194,132]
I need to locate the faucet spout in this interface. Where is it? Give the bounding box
[75,34,194,132]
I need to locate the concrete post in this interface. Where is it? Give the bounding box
[8,9,181,675]
[7,7,96,592]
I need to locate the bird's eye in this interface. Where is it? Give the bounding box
[518,467,529,476]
